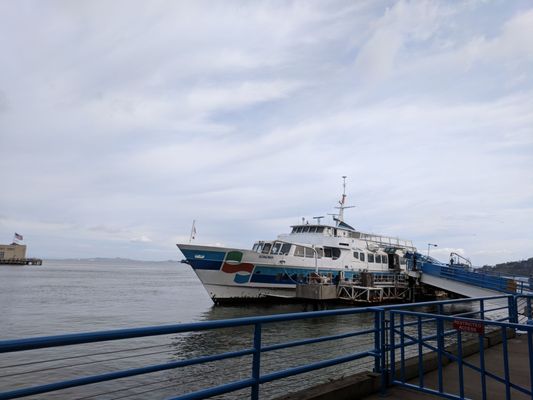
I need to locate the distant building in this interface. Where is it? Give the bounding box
[0,243,27,260]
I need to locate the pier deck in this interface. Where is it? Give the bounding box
[364,335,531,399]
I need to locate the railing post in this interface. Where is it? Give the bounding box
[381,310,388,395]
[437,305,444,393]
[508,296,518,324]
[252,323,262,400]
[388,311,395,389]
[374,309,381,374]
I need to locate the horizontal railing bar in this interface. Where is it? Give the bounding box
[482,305,510,313]
[0,342,172,370]
[391,317,436,328]
[391,329,457,351]
[166,378,255,400]
[259,350,376,384]
[448,310,482,317]
[0,348,254,400]
[262,327,376,353]
[395,381,464,399]
[390,311,533,330]
[0,347,179,379]
[0,308,376,353]
[380,295,512,310]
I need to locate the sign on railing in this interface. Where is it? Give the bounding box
[452,319,484,334]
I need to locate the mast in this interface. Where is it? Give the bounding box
[334,176,354,226]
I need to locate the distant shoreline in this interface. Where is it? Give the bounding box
[43,257,179,263]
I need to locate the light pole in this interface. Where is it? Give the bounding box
[312,245,319,274]
[427,243,437,257]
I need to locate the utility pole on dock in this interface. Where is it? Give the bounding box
[427,243,437,256]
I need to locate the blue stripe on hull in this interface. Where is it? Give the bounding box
[182,249,226,270]
[249,266,360,285]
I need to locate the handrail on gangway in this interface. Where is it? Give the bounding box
[449,251,472,268]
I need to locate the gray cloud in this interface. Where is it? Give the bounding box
[1,0,532,264]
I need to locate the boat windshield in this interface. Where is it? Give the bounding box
[291,225,325,234]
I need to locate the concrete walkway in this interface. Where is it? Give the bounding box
[364,335,532,400]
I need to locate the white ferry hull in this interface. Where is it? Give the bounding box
[177,243,404,303]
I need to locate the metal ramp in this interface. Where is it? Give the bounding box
[407,252,531,298]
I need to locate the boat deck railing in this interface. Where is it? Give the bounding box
[1,294,532,399]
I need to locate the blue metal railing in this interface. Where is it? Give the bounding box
[388,305,533,399]
[0,307,385,400]
[0,295,532,399]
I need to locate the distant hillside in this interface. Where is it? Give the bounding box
[481,257,533,276]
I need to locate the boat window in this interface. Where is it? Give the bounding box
[297,227,304,233]
[309,226,317,233]
[271,242,282,255]
[368,254,375,263]
[316,227,324,233]
[353,251,359,259]
[316,248,324,258]
[304,247,315,258]
[252,243,259,252]
[375,255,381,263]
[324,246,341,259]
[360,253,365,262]
[294,246,305,257]
[383,255,389,264]
[400,258,406,265]
[262,243,272,254]
[291,227,297,233]
[280,243,292,255]
[303,226,310,233]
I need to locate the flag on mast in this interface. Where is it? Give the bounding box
[14,233,23,241]
[189,220,197,243]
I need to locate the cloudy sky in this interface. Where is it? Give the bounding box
[1,0,532,265]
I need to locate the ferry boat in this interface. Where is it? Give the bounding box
[177,178,416,304]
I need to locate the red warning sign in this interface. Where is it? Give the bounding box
[453,319,485,334]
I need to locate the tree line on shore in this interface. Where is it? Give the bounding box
[480,257,533,276]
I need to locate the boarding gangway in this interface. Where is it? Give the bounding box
[406,252,532,298]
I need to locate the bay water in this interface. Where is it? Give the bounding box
[0,260,376,399]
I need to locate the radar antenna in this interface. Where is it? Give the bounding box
[313,216,325,225]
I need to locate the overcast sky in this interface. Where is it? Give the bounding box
[1,0,532,265]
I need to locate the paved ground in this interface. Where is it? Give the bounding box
[364,335,532,400]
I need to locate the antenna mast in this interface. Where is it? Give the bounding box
[334,176,354,225]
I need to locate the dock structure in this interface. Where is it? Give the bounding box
[1,294,532,400]
[0,258,42,265]
[0,241,42,265]
[294,251,532,305]
[296,272,411,303]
